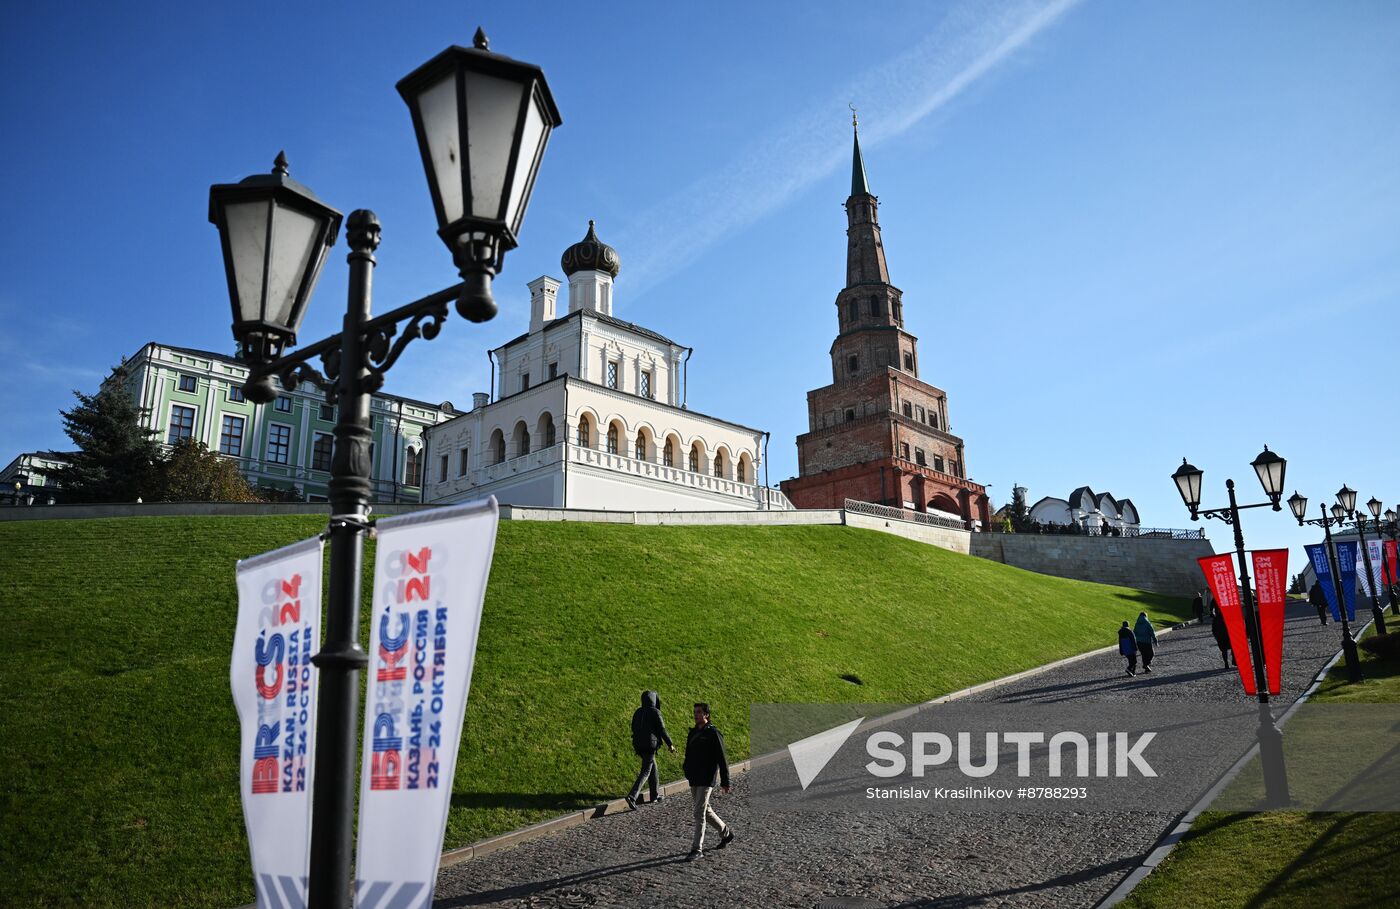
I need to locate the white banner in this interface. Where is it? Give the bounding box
[1360,537,1385,600]
[232,536,324,909]
[355,498,500,908]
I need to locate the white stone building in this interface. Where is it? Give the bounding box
[1027,485,1141,531]
[421,222,792,511]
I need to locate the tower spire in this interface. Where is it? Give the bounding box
[850,104,870,197]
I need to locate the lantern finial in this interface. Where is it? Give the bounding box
[273,150,289,176]
[473,27,489,50]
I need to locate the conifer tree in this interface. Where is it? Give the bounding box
[51,364,162,502]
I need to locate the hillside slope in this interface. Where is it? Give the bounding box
[0,516,1187,907]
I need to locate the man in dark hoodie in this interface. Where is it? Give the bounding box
[625,690,674,810]
[682,702,733,860]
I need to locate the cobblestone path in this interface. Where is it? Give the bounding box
[435,604,1345,909]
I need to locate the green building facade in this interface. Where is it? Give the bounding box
[124,342,453,502]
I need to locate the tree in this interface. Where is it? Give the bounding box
[50,364,162,503]
[153,439,264,503]
[1288,571,1307,595]
[1008,484,1032,533]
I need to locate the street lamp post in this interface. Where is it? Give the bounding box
[1170,446,1291,807]
[1381,507,1400,617]
[209,29,560,909]
[1347,495,1392,632]
[1286,491,1363,683]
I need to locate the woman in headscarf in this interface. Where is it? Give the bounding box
[1118,621,1138,677]
[1134,612,1159,673]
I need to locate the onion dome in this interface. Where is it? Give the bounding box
[560,220,620,278]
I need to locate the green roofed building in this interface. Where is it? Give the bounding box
[118,342,453,502]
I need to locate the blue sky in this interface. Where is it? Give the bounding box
[2,1,1398,567]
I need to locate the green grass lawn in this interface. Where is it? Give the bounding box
[1120,620,1400,909]
[0,516,1186,907]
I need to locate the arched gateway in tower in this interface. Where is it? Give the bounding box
[779,119,991,529]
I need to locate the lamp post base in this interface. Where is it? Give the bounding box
[1256,703,1291,809]
[1341,630,1364,683]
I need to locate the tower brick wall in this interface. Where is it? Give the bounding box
[782,120,989,528]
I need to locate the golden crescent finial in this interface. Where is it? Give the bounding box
[849,102,858,130]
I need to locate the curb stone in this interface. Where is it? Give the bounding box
[1094,618,1374,908]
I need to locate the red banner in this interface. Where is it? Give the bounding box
[1251,549,1288,696]
[1385,540,1398,589]
[1199,553,1256,695]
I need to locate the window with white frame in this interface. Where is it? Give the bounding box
[689,446,700,472]
[228,385,246,403]
[737,459,747,483]
[439,454,449,483]
[713,455,723,478]
[634,433,645,460]
[606,360,619,389]
[275,395,292,413]
[664,439,675,467]
[311,432,333,472]
[267,424,292,465]
[178,374,197,393]
[168,405,196,444]
[404,447,422,486]
[607,424,619,455]
[521,373,530,392]
[319,404,334,422]
[915,448,926,467]
[458,447,469,477]
[640,370,652,399]
[219,415,244,457]
[934,455,945,473]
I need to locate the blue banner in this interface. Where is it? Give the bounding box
[1306,543,1342,621]
[1335,540,1359,622]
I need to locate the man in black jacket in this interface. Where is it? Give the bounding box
[626,690,674,810]
[682,702,734,859]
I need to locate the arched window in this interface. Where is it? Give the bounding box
[634,433,646,461]
[713,455,723,478]
[545,421,556,447]
[576,416,590,447]
[404,447,421,486]
[688,446,699,472]
[737,458,747,483]
[607,424,619,455]
[664,439,675,467]
[492,430,506,465]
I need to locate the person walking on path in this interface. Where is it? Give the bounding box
[1192,591,1205,625]
[1210,606,1233,668]
[682,702,734,860]
[1118,621,1138,677]
[1308,582,1329,625]
[625,690,675,810]
[1134,612,1158,673]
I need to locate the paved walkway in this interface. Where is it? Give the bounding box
[434,604,1345,909]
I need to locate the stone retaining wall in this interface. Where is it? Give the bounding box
[970,532,1214,597]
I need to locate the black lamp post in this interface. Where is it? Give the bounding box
[1382,507,1400,617]
[1288,491,1363,682]
[209,29,559,909]
[1342,493,1391,634]
[1170,446,1290,807]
